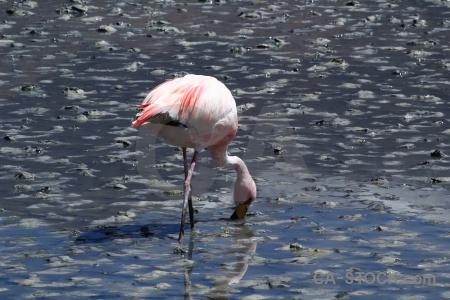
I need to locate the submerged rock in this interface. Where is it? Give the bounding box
[430,149,444,158]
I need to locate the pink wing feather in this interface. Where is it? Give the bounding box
[132,76,208,127]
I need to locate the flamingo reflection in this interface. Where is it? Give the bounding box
[180,223,256,299]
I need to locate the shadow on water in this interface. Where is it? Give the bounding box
[74,222,179,243]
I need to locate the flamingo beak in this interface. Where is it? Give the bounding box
[230,198,253,220]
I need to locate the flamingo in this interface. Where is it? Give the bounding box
[132,74,256,243]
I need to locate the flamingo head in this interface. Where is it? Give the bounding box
[230,197,254,220]
[230,173,256,220]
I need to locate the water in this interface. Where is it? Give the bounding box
[1,0,450,298]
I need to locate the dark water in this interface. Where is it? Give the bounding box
[1,0,450,298]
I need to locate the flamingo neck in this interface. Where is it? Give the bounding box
[209,145,256,206]
[225,156,249,177]
[209,144,247,173]
[208,144,229,167]
[227,155,256,206]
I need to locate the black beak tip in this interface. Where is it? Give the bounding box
[230,210,239,220]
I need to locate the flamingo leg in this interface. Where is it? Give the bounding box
[183,231,195,299]
[178,151,198,243]
[182,148,195,230]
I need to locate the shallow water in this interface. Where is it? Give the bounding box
[1,0,450,298]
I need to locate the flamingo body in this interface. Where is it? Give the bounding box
[133,75,237,152]
[132,74,256,243]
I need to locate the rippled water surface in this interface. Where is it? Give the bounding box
[1,0,450,298]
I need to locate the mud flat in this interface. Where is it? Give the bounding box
[1,0,449,298]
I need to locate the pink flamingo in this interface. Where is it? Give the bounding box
[132,74,256,243]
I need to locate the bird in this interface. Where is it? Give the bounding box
[131,74,256,243]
